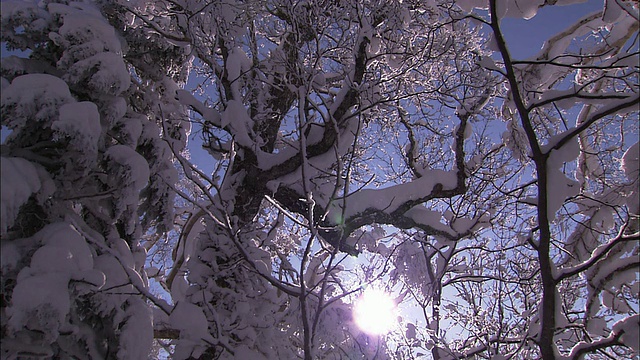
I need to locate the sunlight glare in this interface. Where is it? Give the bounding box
[353,288,397,335]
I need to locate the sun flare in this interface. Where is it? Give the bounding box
[353,288,397,335]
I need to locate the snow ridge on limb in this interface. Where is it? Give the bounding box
[175,89,222,126]
[563,315,640,359]
[316,81,492,253]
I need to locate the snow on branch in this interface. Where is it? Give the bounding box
[565,315,639,359]
[556,224,639,282]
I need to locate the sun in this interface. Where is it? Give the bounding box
[353,288,397,335]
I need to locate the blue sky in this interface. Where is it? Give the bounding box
[181,0,606,175]
[501,0,603,58]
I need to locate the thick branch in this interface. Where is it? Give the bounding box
[154,328,180,340]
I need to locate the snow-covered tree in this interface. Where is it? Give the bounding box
[386,1,639,359]
[383,1,639,359]
[1,1,188,358]
[1,0,638,359]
